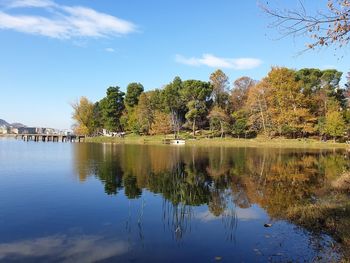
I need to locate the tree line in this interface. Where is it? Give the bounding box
[72,67,350,141]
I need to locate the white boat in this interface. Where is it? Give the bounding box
[170,139,185,145]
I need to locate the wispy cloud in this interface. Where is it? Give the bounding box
[0,0,136,39]
[105,47,115,52]
[0,234,129,262]
[4,0,56,8]
[175,54,262,70]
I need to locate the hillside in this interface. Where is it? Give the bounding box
[10,123,26,128]
[0,119,25,127]
[0,119,9,126]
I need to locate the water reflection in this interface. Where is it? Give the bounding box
[74,144,349,219]
[0,139,348,262]
[72,143,349,259]
[0,235,129,263]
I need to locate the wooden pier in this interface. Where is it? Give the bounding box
[16,134,85,142]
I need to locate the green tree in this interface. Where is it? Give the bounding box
[324,100,346,141]
[125,82,144,108]
[163,76,186,138]
[123,175,141,199]
[91,102,102,134]
[148,89,164,111]
[99,86,125,131]
[296,68,323,96]
[346,72,350,92]
[182,80,213,135]
[297,69,345,115]
[208,106,230,138]
[320,70,345,109]
[345,72,350,125]
[71,96,95,136]
[231,110,249,138]
[297,68,347,137]
[125,109,138,133]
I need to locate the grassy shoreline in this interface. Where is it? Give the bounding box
[1,133,348,149]
[85,134,350,149]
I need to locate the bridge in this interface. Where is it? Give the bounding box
[16,134,85,142]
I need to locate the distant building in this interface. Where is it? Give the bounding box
[4,126,64,135]
[35,127,45,134]
[45,128,57,135]
[0,125,9,134]
[17,127,37,134]
[10,127,19,134]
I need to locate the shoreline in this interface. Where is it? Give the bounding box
[84,135,350,150]
[2,133,349,149]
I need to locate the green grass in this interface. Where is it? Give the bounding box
[85,134,350,149]
[85,134,168,144]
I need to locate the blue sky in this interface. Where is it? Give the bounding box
[0,0,349,129]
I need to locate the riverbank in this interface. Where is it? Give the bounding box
[85,134,350,149]
[286,173,350,260]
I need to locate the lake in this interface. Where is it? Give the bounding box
[0,138,349,262]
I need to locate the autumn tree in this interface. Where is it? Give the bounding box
[231,76,255,111]
[125,82,144,108]
[261,0,350,50]
[150,111,172,136]
[210,69,230,109]
[71,96,95,135]
[72,66,349,140]
[246,81,270,136]
[135,93,153,134]
[265,67,315,137]
[99,86,125,131]
[230,77,256,138]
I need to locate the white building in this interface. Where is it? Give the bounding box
[0,125,8,134]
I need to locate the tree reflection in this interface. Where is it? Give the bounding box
[123,174,142,199]
[73,143,349,241]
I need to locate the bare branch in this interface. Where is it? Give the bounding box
[260,0,350,50]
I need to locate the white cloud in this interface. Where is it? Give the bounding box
[4,0,56,8]
[0,0,136,39]
[0,235,129,262]
[195,208,262,222]
[105,47,115,52]
[175,54,262,70]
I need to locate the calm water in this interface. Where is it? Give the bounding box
[0,138,348,262]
